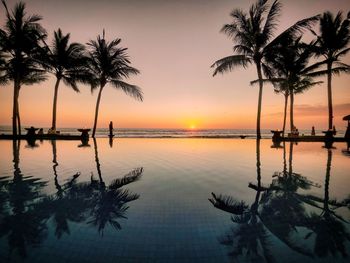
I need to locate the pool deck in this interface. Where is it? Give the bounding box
[0,134,83,140]
[278,136,349,142]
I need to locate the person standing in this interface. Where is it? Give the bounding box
[109,121,114,137]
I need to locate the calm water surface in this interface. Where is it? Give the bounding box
[0,138,349,263]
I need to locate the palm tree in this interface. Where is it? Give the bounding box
[211,0,318,138]
[303,148,350,258]
[309,11,350,130]
[41,29,86,131]
[209,140,275,262]
[254,36,323,132]
[0,0,47,136]
[0,139,49,258]
[85,31,143,137]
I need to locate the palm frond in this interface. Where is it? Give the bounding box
[62,76,79,92]
[109,168,143,189]
[262,0,282,42]
[209,192,248,215]
[267,15,319,50]
[110,79,143,101]
[250,78,284,86]
[212,55,252,76]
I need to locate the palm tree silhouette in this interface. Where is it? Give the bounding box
[303,147,350,258]
[87,168,142,235]
[88,138,143,234]
[211,0,318,138]
[41,28,86,131]
[209,140,275,262]
[260,36,323,131]
[0,0,46,136]
[209,141,331,261]
[0,139,49,259]
[309,11,350,129]
[85,31,143,137]
[259,142,318,257]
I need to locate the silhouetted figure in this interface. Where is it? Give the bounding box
[109,121,114,137]
[311,126,315,136]
[109,137,113,148]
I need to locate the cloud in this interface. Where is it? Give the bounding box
[294,103,350,116]
[266,103,350,117]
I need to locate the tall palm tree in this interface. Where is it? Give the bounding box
[303,148,350,258]
[309,11,350,130]
[85,31,143,137]
[41,29,86,131]
[211,0,318,138]
[255,36,323,132]
[0,139,49,258]
[0,0,47,136]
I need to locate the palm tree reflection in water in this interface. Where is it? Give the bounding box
[0,140,48,259]
[209,141,350,262]
[0,140,143,259]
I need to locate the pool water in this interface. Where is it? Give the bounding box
[0,138,349,263]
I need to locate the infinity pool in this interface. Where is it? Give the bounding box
[0,138,349,262]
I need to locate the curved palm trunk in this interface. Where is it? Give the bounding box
[327,63,333,130]
[51,77,61,130]
[282,93,289,137]
[256,63,264,139]
[251,139,262,224]
[290,89,294,132]
[92,85,104,138]
[93,138,104,187]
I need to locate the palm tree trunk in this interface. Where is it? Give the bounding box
[256,139,261,188]
[93,138,104,187]
[17,101,21,136]
[289,142,293,175]
[52,77,61,130]
[12,139,20,170]
[282,93,289,137]
[92,84,104,138]
[12,81,19,136]
[327,62,333,130]
[16,85,21,136]
[324,148,332,212]
[290,89,294,132]
[51,140,58,179]
[251,139,262,223]
[256,63,264,139]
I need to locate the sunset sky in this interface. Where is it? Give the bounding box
[0,0,349,130]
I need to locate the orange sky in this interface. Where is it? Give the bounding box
[0,0,350,130]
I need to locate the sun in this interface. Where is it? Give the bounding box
[190,124,196,130]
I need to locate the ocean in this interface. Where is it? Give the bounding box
[0,125,346,138]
